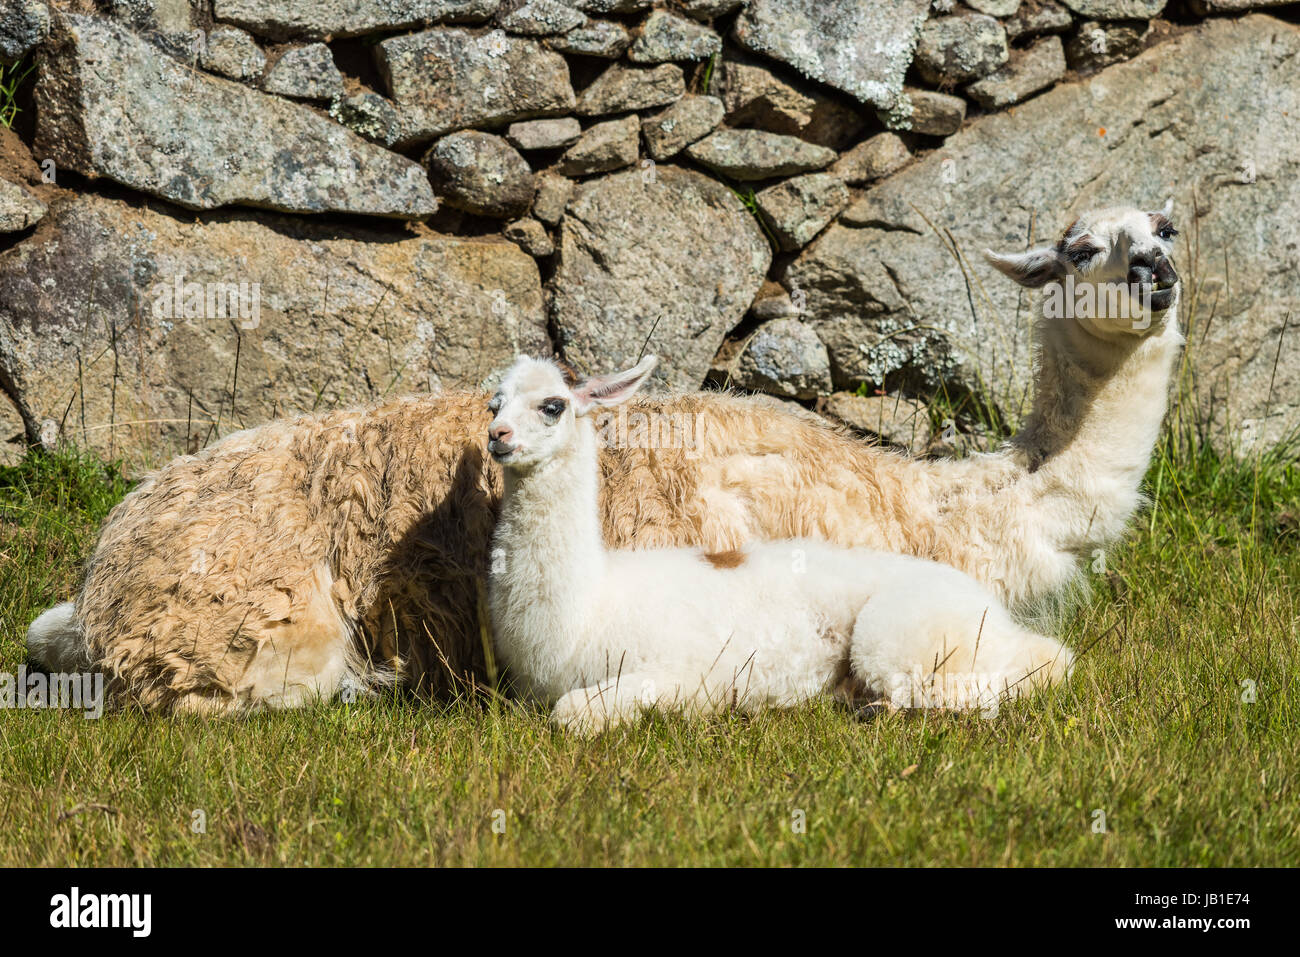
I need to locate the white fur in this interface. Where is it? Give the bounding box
[488,357,1074,734]
[26,602,91,672]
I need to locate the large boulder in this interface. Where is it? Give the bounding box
[1061,0,1166,17]
[576,62,684,115]
[731,319,833,399]
[628,10,721,63]
[0,178,45,233]
[261,43,346,101]
[713,51,867,151]
[0,0,49,61]
[734,0,930,111]
[550,19,631,58]
[550,166,771,390]
[786,15,1300,451]
[35,15,435,219]
[686,129,837,180]
[214,0,501,41]
[424,131,536,218]
[0,192,549,462]
[375,28,575,144]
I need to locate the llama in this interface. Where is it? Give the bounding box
[26,204,1181,714]
[487,354,1073,732]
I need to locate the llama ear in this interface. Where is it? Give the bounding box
[984,247,1065,288]
[572,355,658,415]
[1157,198,1174,220]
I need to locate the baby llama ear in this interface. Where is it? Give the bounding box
[572,355,658,415]
[1158,197,1174,220]
[984,246,1065,288]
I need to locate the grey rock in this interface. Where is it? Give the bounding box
[214,0,501,41]
[0,191,548,462]
[35,15,435,218]
[732,319,832,399]
[823,392,931,449]
[714,52,866,151]
[685,129,836,181]
[641,95,724,160]
[1190,0,1294,10]
[548,19,630,57]
[756,173,849,251]
[628,10,721,63]
[1065,20,1147,71]
[787,14,1300,452]
[570,0,652,11]
[680,0,747,18]
[532,170,575,224]
[425,131,534,218]
[966,35,1065,109]
[734,0,930,110]
[915,14,1009,85]
[102,0,194,34]
[504,217,555,257]
[330,92,402,146]
[1005,1,1074,40]
[557,115,639,176]
[900,88,966,136]
[201,26,266,80]
[967,0,1022,14]
[376,28,575,145]
[262,43,345,101]
[551,166,770,391]
[575,62,684,116]
[1060,0,1165,18]
[829,133,910,186]
[507,116,582,150]
[500,0,586,36]
[0,0,49,62]
[0,178,45,233]
[750,281,798,320]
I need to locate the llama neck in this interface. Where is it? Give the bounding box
[1011,302,1184,547]
[492,423,605,659]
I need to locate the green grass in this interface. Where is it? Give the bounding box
[0,57,34,129]
[0,436,1296,867]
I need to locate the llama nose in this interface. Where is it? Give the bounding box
[1128,261,1153,287]
[489,424,513,445]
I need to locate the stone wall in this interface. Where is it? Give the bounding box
[0,0,1296,464]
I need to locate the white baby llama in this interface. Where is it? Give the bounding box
[487,355,1074,733]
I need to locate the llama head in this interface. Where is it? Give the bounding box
[985,203,1180,338]
[487,354,658,469]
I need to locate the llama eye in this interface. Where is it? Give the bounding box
[487,395,502,413]
[540,399,566,420]
[1065,244,1100,267]
[1158,226,1178,241]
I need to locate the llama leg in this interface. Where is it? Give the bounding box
[550,669,743,735]
[849,562,1074,714]
[550,672,666,735]
[233,564,359,709]
[155,564,357,713]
